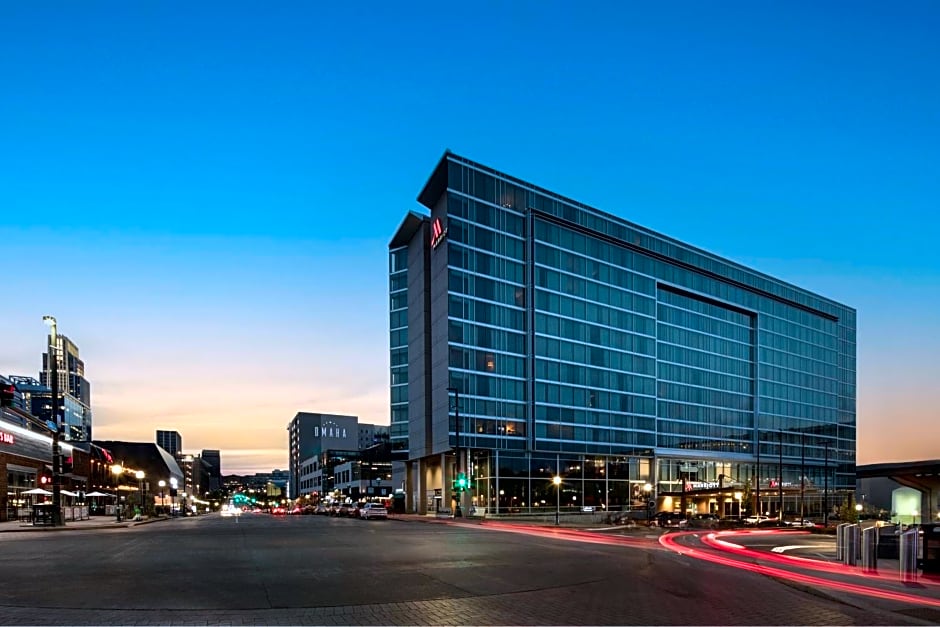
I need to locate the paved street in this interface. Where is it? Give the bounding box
[0,513,931,625]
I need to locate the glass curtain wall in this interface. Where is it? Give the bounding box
[444,157,854,493]
[389,247,409,456]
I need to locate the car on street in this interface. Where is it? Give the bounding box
[652,511,687,528]
[785,518,816,528]
[359,503,388,520]
[744,514,771,525]
[689,513,719,528]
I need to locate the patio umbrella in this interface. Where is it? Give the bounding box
[85,491,115,498]
[60,490,78,497]
[21,488,53,495]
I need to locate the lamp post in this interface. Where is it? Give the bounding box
[158,480,166,516]
[42,315,64,527]
[111,464,123,522]
[136,470,145,519]
[553,475,562,526]
[643,482,653,526]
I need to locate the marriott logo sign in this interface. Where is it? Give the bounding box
[431,217,448,249]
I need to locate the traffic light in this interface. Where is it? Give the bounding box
[455,473,469,492]
[0,384,15,407]
[63,455,73,474]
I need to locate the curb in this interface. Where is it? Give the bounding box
[0,522,130,532]
[0,516,175,532]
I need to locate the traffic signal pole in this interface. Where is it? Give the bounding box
[447,387,463,517]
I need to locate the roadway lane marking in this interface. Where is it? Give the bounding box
[771,545,818,553]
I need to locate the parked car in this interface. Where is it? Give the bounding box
[689,513,719,529]
[338,503,356,517]
[744,515,771,526]
[360,503,388,520]
[652,511,687,528]
[785,518,816,528]
[719,515,747,528]
[314,504,328,515]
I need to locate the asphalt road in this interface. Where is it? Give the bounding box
[0,513,925,625]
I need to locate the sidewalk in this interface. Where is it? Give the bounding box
[0,514,172,532]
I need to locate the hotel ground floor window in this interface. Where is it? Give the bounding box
[5,467,38,522]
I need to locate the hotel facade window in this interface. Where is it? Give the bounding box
[389,152,856,519]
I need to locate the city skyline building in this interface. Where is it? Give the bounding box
[288,412,359,498]
[389,152,857,518]
[39,333,92,441]
[358,423,389,450]
[201,449,222,491]
[156,430,182,458]
[287,412,392,498]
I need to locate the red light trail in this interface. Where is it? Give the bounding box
[660,531,940,608]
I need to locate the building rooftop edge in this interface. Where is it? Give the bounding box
[433,151,855,316]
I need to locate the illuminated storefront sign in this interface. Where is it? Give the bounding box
[0,431,14,445]
[684,481,721,491]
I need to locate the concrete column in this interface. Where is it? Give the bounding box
[405,461,414,513]
[416,458,427,515]
[442,452,452,514]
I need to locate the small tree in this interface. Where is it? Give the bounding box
[837,496,859,523]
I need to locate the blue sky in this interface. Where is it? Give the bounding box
[1,1,937,472]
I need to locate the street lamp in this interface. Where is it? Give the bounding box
[136,470,145,519]
[643,482,653,525]
[553,475,562,526]
[111,464,123,522]
[158,480,166,516]
[42,315,64,527]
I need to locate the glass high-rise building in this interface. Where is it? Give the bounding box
[26,334,93,442]
[156,430,182,457]
[389,152,856,519]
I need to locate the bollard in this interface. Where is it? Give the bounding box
[836,523,850,561]
[861,526,878,572]
[844,524,859,566]
[900,528,919,583]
